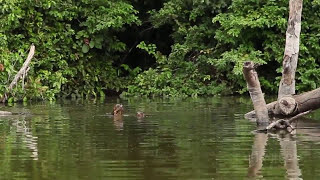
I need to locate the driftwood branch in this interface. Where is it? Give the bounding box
[265,110,311,131]
[8,44,35,91]
[1,44,35,103]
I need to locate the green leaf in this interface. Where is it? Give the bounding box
[82,44,89,53]
[8,97,13,103]
[95,43,102,49]
[94,38,102,49]
[89,41,95,48]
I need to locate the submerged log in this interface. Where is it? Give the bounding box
[243,61,269,125]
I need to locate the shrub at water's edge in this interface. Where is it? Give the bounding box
[0,0,140,101]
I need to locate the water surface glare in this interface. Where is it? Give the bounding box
[0,97,320,179]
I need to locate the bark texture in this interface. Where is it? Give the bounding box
[244,1,312,128]
[243,61,269,125]
[246,88,320,119]
[278,0,303,98]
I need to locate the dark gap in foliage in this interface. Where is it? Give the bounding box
[118,23,173,70]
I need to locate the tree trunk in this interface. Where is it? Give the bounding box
[246,87,320,119]
[278,0,303,98]
[242,0,318,131]
[273,0,303,122]
[243,61,269,125]
[1,44,35,103]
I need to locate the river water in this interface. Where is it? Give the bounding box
[0,97,320,179]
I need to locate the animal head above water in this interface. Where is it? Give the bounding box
[112,104,124,116]
[136,111,145,119]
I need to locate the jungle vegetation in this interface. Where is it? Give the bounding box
[0,0,320,101]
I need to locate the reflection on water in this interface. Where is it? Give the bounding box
[113,114,124,131]
[248,133,268,178]
[248,132,302,179]
[0,97,319,179]
[279,134,301,179]
[13,117,39,160]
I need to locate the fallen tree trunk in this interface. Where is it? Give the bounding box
[245,87,320,119]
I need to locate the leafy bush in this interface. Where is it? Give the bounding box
[0,0,140,101]
[123,0,233,97]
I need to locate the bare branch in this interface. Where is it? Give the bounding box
[8,44,35,91]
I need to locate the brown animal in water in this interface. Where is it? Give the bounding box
[112,104,124,116]
[136,111,145,119]
[112,104,124,130]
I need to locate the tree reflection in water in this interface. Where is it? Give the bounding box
[248,132,301,179]
[278,133,301,179]
[248,133,268,178]
[12,116,39,160]
[248,116,320,179]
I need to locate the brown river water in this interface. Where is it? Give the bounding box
[0,97,320,179]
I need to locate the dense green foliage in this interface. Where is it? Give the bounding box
[1,0,320,100]
[126,0,320,97]
[0,0,141,101]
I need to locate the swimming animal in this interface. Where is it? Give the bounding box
[112,104,124,116]
[136,111,145,119]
